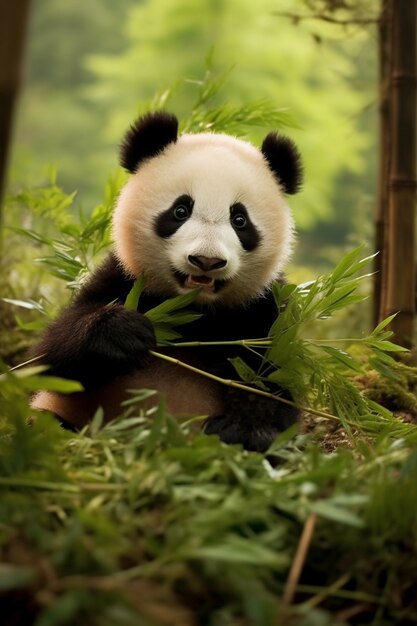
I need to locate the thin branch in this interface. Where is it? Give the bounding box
[149,349,343,423]
[274,10,380,26]
[8,353,46,371]
[300,572,351,609]
[282,512,318,607]
[165,338,271,348]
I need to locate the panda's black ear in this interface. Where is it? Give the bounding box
[261,133,303,195]
[120,111,179,173]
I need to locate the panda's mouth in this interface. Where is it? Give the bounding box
[173,270,227,293]
[185,275,215,290]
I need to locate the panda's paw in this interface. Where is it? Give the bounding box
[203,414,277,453]
[95,307,157,370]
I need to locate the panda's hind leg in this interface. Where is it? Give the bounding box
[203,387,298,452]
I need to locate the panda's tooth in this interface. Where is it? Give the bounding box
[185,274,215,290]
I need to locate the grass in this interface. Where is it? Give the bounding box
[1,360,417,625]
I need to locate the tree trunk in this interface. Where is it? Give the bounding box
[373,0,391,328]
[0,1,31,235]
[380,0,417,348]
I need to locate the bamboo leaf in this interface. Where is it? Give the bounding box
[190,536,288,568]
[272,282,297,308]
[330,246,364,282]
[150,311,203,327]
[17,375,84,393]
[153,325,183,342]
[368,340,408,353]
[309,501,364,528]
[371,313,397,335]
[369,357,400,381]
[145,289,201,322]
[321,346,363,373]
[124,275,146,311]
[229,357,268,390]
[2,298,46,313]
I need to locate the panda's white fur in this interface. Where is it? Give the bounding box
[113,132,294,306]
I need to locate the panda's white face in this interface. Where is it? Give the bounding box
[113,132,295,306]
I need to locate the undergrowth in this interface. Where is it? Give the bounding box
[2,68,417,625]
[1,371,417,625]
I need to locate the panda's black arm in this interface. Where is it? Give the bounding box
[30,253,156,389]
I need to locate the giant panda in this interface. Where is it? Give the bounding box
[31,111,303,452]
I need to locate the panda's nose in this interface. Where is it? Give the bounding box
[188,255,227,271]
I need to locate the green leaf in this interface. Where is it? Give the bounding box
[319,284,358,313]
[124,275,146,311]
[190,536,289,568]
[145,289,201,323]
[321,346,362,373]
[369,357,400,381]
[150,310,203,327]
[11,227,53,245]
[272,282,297,308]
[368,340,408,353]
[2,298,46,313]
[229,356,268,390]
[309,501,364,528]
[330,246,364,282]
[153,325,183,342]
[372,313,397,335]
[17,375,84,393]
[1,366,83,393]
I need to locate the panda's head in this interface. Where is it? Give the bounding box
[113,112,302,306]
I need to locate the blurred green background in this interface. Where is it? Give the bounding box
[9,0,378,270]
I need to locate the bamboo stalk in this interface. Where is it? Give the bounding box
[374,0,391,327]
[383,0,417,347]
[0,0,31,225]
[149,349,347,423]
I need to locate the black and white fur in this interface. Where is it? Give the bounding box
[31,112,303,452]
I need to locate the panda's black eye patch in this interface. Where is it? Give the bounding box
[155,195,194,238]
[230,203,261,251]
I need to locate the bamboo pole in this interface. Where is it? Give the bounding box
[373,0,391,328]
[382,0,417,348]
[0,0,31,239]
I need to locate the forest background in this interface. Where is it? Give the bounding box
[9,0,378,277]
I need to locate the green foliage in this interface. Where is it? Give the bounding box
[3,169,125,336]
[0,377,417,624]
[259,248,414,438]
[174,54,299,135]
[10,169,124,288]
[144,289,203,342]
